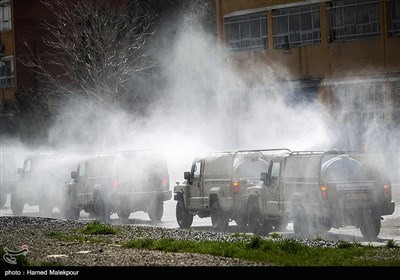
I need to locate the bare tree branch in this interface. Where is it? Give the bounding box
[19,0,157,112]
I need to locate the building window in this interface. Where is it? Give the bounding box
[224,12,267,52]
[334,84,384,127]
[0,56,14,89]
[327,0,380,42]
[272,5,321,49]
[388,0,400,36]
[0,1,11,31]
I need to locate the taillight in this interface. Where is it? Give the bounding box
[233,180,239,193]
[113,178,119,190]
[383,183,391,197]
[321,185,327,202]
[162,177,169,188]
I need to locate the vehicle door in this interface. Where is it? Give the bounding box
[187,160,203,210]
[0,152,16,190]
[73,161,88,206]
[21,158,33,190]
[265,158,283,215]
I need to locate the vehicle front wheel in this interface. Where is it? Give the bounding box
[211,201,229,232]
[176,198,193,228]
[11,192,24,215]
[0,193,7,208]
[39,197,53,217]
[247,201,271,236]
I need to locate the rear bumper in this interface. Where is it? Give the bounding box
[117,189,172,203]
[382,201,395,216]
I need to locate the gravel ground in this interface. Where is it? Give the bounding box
[2,215,399,269]
[0,216,268,267]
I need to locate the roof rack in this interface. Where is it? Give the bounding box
[290,151,325,156]
[290,150,350,157]
[234,148,291,157]
[208,151,236,157]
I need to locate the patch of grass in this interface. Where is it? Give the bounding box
[270,232,282,239]
[80,220,120,235]
[122,237,400,266]
[386,239,398,248]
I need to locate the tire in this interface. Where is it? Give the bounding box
[0,193,7,208]
[60,192,80,220]
[118,210,130,224]
[10,192,24,215]
[272,216,289,232]
[247,201,271,236]
[211,201,229,232]
[313,218,331,236]
[148,201,164,221]
[235,215,248,230]
[359,209,381,241]
[176,198,193,228]
[94,193,110,223]
[293,204,310,239]
[39,197,53,216]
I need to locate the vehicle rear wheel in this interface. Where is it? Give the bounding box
[359,209,381,241]
[94,193,110,223]
[235,215,248,230]
[176,198,193,228]
[293,204,310,239]
[248,201,271,236]
[148,200,163,221]
[10,192,24,215]
[211,201,229,232]
[313,218,331,236]
[60,192,80,220]
[118,210,130,224]
[0,193,7,208]
[272,216,289,232]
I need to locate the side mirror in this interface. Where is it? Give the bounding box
[260,172,268,185]
[184,171,191,181]
[71,171,78,179]
[17,168,22,175]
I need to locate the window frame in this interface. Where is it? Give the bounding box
[0,0,11,32]
[327,0,380,42]
[272,4,321,49]
[388,0,400,36]
[224,12,268,52]
[0,55,14,89]
[333,84,385,127]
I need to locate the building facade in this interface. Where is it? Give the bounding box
[0,0,14,126]
[216,0,400,180]
[0,0,57,131]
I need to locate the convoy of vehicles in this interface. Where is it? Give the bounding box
[61,150,171,223]
[4,146,396,241]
